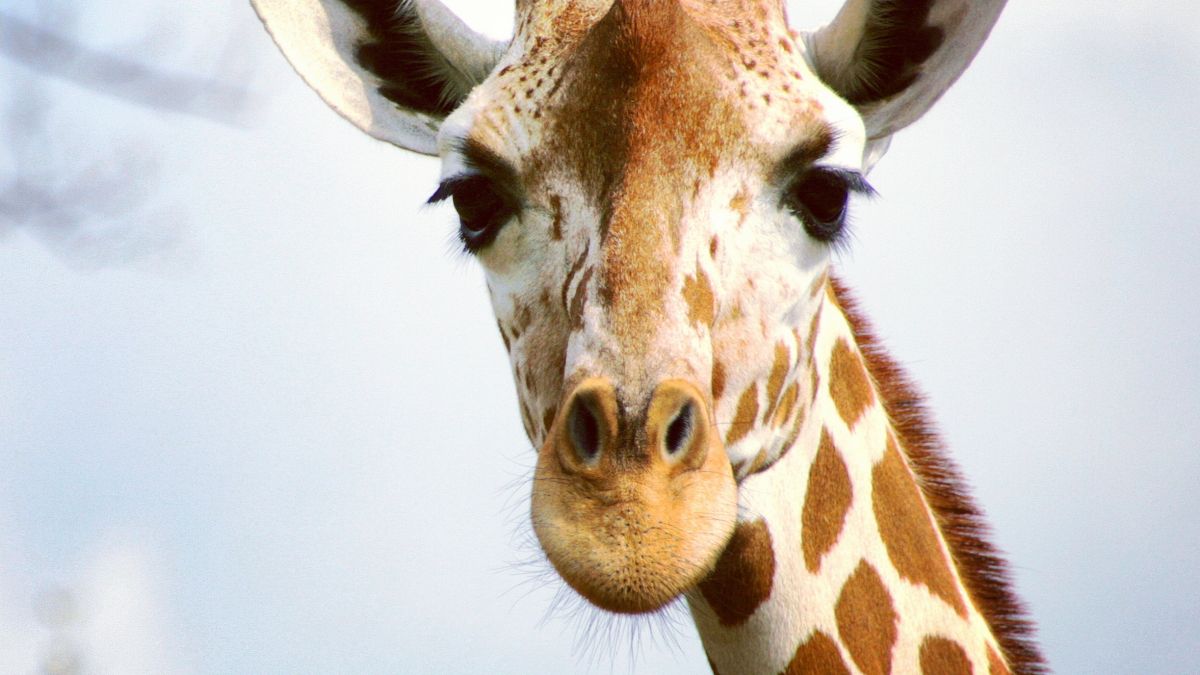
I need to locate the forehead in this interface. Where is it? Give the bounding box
[446,0,858,182]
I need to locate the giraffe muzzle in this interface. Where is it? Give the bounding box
[531,377,738,614]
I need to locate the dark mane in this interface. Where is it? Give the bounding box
[830,274,1046,675]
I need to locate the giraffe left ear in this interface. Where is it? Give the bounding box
[252,0,507,155]
[803,0,1006,163]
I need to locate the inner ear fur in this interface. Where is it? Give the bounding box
[347,0,467,117]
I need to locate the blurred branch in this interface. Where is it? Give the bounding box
[0,2,259,267]
[0,11,254,125]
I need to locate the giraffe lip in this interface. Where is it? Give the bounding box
[532,478,737,614]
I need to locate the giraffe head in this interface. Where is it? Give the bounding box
[255,0,1004,614]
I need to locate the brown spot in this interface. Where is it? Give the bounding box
[746,407,805,478]
[712,358,727,402]
[836,561,898,675]
[802,429,853,572]
[709,235,719,257]
[516,302,533,334]
[987,645,1010,675]
[810,273,827,299]
[744,447,769,475]
[698,519,775,626]
[806,306,821,355]
[568,266,594,330]
[919,636,972,675]
[724,381,758,446]
[729,186,751,226]
[549,193,563,240]
[782,631,851,675]
[810,366,820,404]
[560,246,588,314]
[873,435,968,616]
[519,400,535,440]
[542,405,558,437]
[497,320,511,352]
[781,412,804,453]
[762,342,789,420]
[771,381,799,428]
[830,338,875,428]
[683,264,715,328]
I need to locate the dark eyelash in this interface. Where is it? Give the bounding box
[830,174,875,253]
[427,175,474,204]
[818,167,877,198]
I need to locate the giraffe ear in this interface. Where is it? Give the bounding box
[252,0,508,155]
[803,0,1006,158]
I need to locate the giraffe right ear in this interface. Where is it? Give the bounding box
[252,0,507,155]
[803,0,1006,167]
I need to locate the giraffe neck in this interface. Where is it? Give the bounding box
[687,277,1032,675]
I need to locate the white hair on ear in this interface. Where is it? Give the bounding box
[253,0,508,154]
[408,0,507,99]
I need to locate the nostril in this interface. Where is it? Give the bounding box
[568,398,603,463]
[664,402,694,457]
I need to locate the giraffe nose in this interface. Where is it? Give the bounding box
[535,377,735,613]
[557,378,712,472]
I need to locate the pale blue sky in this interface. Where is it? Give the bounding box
[1,1,1198,673]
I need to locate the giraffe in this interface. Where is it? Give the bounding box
[253,0,1044,672]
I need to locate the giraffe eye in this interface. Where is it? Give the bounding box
[784,168,873,243]
[428,175,515,252]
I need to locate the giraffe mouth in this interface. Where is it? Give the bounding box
[530,378,738,614]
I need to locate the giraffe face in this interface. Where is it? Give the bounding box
[433,1,871,613]
[258,0,1034,664]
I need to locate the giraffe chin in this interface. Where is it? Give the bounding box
[530,378,738,614]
